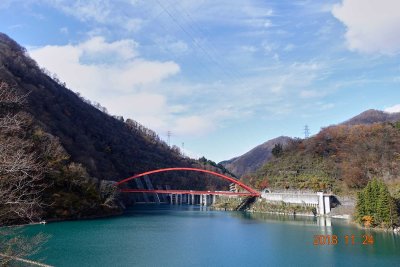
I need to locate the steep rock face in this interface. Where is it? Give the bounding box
[342,109,400,125]
[220,136,291,177]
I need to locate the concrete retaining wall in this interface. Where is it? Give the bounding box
[261,191,332,215]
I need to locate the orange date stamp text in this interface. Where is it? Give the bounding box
[313,234,374,246]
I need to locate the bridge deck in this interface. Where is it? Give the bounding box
[120,189,259,196]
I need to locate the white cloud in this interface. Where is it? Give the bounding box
[28,37,193,133]
[384,104,400,113]
[332,0,400,55]
[157,1,274,30]
[283,44,295,52]
[124,18,142,32]
[300,90,326,99]
[29,36,179,97]
[245,18,273,28]
[55,0,112,23]
[79,36,138,62]
[155,36,190,55]
[44,0,144,32]
[240,45,258,53]
[59,27,68,34]
[105,93,169,130]
[166,40,189,55]
[319,103,335,110]
[174,116,215,136]
[105,93,215,137]
[28,37,219,137]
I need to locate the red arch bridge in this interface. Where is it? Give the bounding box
[115,167,260,205]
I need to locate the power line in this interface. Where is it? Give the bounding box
[155,0,243,83]
[151,2,223,83]
[173,2,247,81]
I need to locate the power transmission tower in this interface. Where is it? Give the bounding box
[304,125,310,139]
[167,131,171,146]
[181,142,185,156]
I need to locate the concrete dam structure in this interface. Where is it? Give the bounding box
[261,190,332,215]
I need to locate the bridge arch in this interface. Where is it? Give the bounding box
[116,167,260,196]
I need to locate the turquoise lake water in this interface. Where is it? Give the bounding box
[21,205,400,267]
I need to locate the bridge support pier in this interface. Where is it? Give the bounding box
[199,194,211,206]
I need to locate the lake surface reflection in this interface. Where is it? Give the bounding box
[23,205,400,267]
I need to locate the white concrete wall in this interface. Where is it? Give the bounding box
[261,192,319,204]
[261,191,332,215]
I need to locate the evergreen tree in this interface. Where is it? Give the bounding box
[355,191,366,223]
[389,196,399,228]
[377,184,391,226]
[272,143,283,158]
[363,181,374,216]
[370,179,379,213]
[356,179,399,228]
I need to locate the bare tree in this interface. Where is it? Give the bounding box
[99,180,119,209]
[0,81,49,265]
[0,81,45,225]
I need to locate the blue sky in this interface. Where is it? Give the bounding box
[1,0,400,162]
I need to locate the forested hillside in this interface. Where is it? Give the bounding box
[0,33,231,188]
[0,33,230,223]
[0,33,188,181]
[243,122,400,195]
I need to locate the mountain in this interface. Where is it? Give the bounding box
[342,109,400,125]
[0,33,227,185]
[221,109,400,179]
[0,33,229,223]
[0,32,184,181]
[220,136,291,177]
[243,122,400,194]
